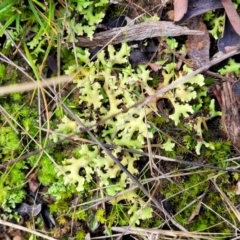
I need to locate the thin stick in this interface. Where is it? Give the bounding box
[0,75,73,95]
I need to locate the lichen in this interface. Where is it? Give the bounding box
[57,145,140,195]
[52,41,222,223]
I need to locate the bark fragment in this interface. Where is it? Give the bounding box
[221,81,240,152]
[76,21,203,47]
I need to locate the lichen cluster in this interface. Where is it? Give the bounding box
[50,41,221,223]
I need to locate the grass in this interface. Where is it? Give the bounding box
[0,0,240,239]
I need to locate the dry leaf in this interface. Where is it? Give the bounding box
[11,230,23,240]
[147,62,162,71]
[167,10,174,21]
[218,15,240,53]
[221,0,240,35]
[175,0,223,24]
[16,203,42,217]
[174,0,188,22]
[28,173,39,193]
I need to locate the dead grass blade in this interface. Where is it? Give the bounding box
[2,129,240,174]
[112,226,216,240]
[212,180,240,223]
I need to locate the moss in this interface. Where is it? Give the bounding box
[0,126,22,159]
[0,180,26,212]
[37,156,58,186]
[158,136,235,232]
[107,203,130,227]
[76,230,86,240]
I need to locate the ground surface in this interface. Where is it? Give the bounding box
[1,0,240,239]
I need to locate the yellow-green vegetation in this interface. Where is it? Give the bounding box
[0,0,240,238]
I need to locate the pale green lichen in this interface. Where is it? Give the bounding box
[54,42,221,186]
[218,58,240,76]
[162,138,175,151]
[57,146,140,195]
[70,43,153,149]
[50,116,78,142]
[52,41,222,223]
[159,63,205,126]
[188,100,221,155]
[203,12,224,39]
[64,0,109,40]
[58,145,98,192]
[110,189,153,225]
